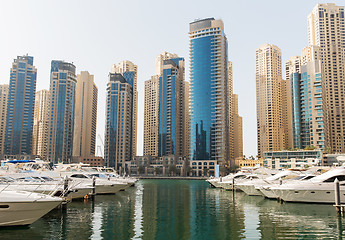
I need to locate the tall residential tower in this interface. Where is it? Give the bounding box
[104,61,136,170]
[308,3,345,152]
[256,44,292,157]
[5,55,37,155]
[111,61,138,158]
[73,71,98,157]
[47,61,77,163]
[0,84,9,155]
[32,89,49,159]
[189,18,230,164]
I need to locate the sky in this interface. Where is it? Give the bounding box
[0,0,343,158]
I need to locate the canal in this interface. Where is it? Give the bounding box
[1,179,345,239]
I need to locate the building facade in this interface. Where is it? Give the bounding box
[233,94,243,159]
[263,150,322,169]
[143,75,159,156]
[5,55,37,155]
[32,89,49,159]
[189,18,230,163]
[111,61,138,157]
[0,84,9,155]
[73,71,98,157]
[104,72,133,170]
[47,60,77,163]
[286,46,324,151]
[308,3,345,153]
[256,44,291,157]
[158,57,185,157]
[183,81,191,160]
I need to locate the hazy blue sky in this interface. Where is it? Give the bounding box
[0,0,343,157]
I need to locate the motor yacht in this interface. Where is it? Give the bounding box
[258,174,316,199]
[236,170,303,196]
[271,167,345,204]
[0,188,63,226]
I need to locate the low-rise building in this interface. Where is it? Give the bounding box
[190,160,218,177]
[72,156,104,167]
[129,155,186,176]
[235,158,263,168]
[263,150,322,169]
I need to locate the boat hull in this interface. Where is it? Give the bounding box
[0,200,61,226]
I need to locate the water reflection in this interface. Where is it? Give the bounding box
[1,180,345,240]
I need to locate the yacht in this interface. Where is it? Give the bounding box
[258,174,316,199]
[236,170,303,196]
[0,188,63,226]
[272,167,345,204]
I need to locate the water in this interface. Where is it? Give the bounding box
[1,180,345,239]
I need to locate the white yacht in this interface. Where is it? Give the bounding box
[272,167,345,204]
[236,170,303,196]
[258,174,316,199]
[67,173,128,194]
[0,189,63,226]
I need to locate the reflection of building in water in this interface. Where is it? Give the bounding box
[141,181,157,238]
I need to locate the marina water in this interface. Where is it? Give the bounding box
[1,179,345,239]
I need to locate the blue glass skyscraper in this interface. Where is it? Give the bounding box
[47,60,76,163]
[287,53,324,151]
[104,72,133,170]
[189,18,230,163]
[158,57,185,157]
[5,55,37,155]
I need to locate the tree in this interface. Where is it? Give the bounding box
[168,165,177,176]
[304,145,317,150]
[203,167,209,176]
[138,166,145,175]
[229,164,239,173]
[324,146,332,154]
[154,167,162,175]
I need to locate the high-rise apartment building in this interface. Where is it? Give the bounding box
[155,52,179,75]
[184,81,191,159]
[227,61,244,161]
[47,61,76,163]
[233,94,243,159]
[73,71,98,157]
[143,75,159,156]
[308,3,345,152]
[286,48,324,150]
[32,89,49,159]
[111,61,138,158]
[228,61,235,161]
[0,84,9,155]
[158,57,185,157]
[104,72,133,170]
[256,44,291,157]
[189,18,230,163]
[5,55,37,155]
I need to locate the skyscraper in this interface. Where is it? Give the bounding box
[32,89,49,159]
[233,94,243,159]
[228,61,243,161]
[104,71,133,170]
[47,60,76,163]
[189,18,230,163]
[111,61,138,158]
[5,55,37,155]
[183,81,191,160]
[0,84,9,155]
[286,46,324,150]
[158,57,185,157]
[308,3,345,152]
[73,71,98,157]
[256,44,291,157]
[143,75,159,156]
